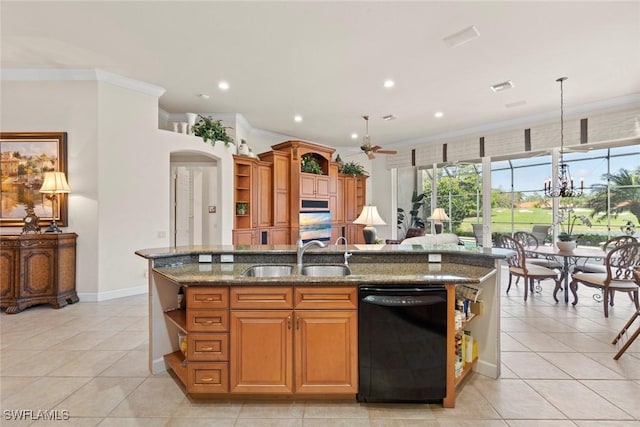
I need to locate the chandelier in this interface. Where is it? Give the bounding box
[544,77,583,198]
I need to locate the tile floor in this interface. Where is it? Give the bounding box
[1,267,640,426]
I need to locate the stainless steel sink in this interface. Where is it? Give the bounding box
[242,264,294,277]
[300,264,351,277]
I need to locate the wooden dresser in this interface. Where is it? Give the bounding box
[0,232,78,314]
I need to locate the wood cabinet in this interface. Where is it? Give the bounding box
[1,233,78,314]
[300,173,329,199]
[228,285,357,396]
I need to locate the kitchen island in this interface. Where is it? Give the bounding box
[136,243,510,407]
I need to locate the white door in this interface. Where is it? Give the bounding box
[170,158,219,247]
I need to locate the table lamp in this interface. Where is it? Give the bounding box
[353,205,386,244]
[428,207,449,234]
[40,171,71,233]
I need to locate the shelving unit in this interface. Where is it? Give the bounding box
[234,157,253,230]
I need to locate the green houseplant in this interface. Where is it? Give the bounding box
[397,190,426,239]
[339,161,367,177]
[192,115,234,147]
[301,154,324,174]
[236,202,248,215]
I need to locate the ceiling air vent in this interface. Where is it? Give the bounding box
[443,25,480,48]
[491,80,514,92]
[381,114,398,121]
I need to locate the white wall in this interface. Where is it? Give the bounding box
[1,73,235,301]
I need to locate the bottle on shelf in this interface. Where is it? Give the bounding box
[177,286,185,309]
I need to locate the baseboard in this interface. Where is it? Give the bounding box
[77,285,147,302]
[475,359,499,379]
[152,357,167,375]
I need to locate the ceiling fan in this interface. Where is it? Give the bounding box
[360,115,397,159]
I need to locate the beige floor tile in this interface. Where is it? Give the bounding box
[99,350,149,377]
[93,331,148,351]
[1,377,91,411]
[365,403,435,420]
[505,421,577,427]
[547,332,619,352]
[537,352,624,379]
[369,420,438,427]
[26,417,103,426]
[580,379,640,419]
[88,316,147,332]
[48,330,118,351]
[501,352,571,379]
[574,421,640,427]
[233,420,302,427]
[237,402,305,419]
[435,420,508,426]
[54,376,144,417]
[1,350,83,377]
[586,352,640,380]
[500,333,529,351]
[304,402,369,419]
[55,350,127,377]
[170,400,242,418]
[470,377,565,419]
[95,418,169,427]
[429,384,500,420]
[108,377,186,417]
[507,332,575,352]
[166,419,236,427]
[526,380,633,420]
[306,419,372,427]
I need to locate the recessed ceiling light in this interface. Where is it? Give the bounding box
[490,80,514,92]
[383,79,395,88]
[443,25,480,48]
[198,93,210,99]
[434,111,444,118]
[351,133,358,139]
[218,81,229,90]
[294,115,303,122]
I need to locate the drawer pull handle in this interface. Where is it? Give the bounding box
[287,315,292,329]
[205,298,214,301]
[203,320,215,324]
[200,377,213,382]
[295,315,300,330]
[201,346,213,351]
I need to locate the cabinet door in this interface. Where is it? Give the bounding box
[258,164,273,227]
[344,177,357,221]
[0,246,18,301]
[19,246,56,298]
[230,310,293,394]
[294,310,358,394]
[315,175,330,198]
[300,174,316,198]
[233,229,256,245]
[269,227,290,245]
[336,176,345,223]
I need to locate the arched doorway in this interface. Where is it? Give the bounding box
[170,151,220,247]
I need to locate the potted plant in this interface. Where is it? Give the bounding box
[236,202,248,215]
[397,190,426,239]
[557,207,592,251]
[192,115,234,147]
[340,161,368,177]
[301,153,324,174]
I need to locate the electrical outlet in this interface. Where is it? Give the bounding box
[428,253,442,263]
[208,206,216,213]
[220,254,234,263]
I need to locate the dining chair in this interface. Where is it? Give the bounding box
[499,235,563,302]
[510,231,563,289]
[569,242,640,318]
[612,267,640,359]
[472,223,483,247]
[531,225,551,245]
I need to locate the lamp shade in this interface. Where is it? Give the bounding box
[353,205,386,226]
[427,207,449,221]
[40,172,71,194]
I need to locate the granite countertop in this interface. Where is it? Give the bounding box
[153,261,496,286]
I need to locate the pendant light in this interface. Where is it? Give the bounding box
[544,77,583,198]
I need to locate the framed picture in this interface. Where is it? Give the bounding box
[0,132,68,227]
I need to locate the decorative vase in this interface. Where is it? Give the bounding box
[185,113,198,134]
[238,140,250,156]
[556,241,577,252]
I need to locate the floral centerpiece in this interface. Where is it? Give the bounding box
[556,207,591,250]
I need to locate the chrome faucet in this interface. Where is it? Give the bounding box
[334,236,352,265]
[297,238,327,268]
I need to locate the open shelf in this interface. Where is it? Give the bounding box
[455,358,477,388]
[164,309,187,333]
[164,350,187,386]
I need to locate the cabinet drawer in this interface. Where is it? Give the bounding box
[187,333,229,361]
[294,286,357,309]
[187,310,229,332]
[187,362,228,394]
[186,287,228,309]
[230,286,293,309]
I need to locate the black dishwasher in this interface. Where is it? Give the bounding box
[357,286,447,403]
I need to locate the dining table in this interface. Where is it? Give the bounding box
[524,245,606,303]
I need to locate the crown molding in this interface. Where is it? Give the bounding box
[0,68,166,98]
